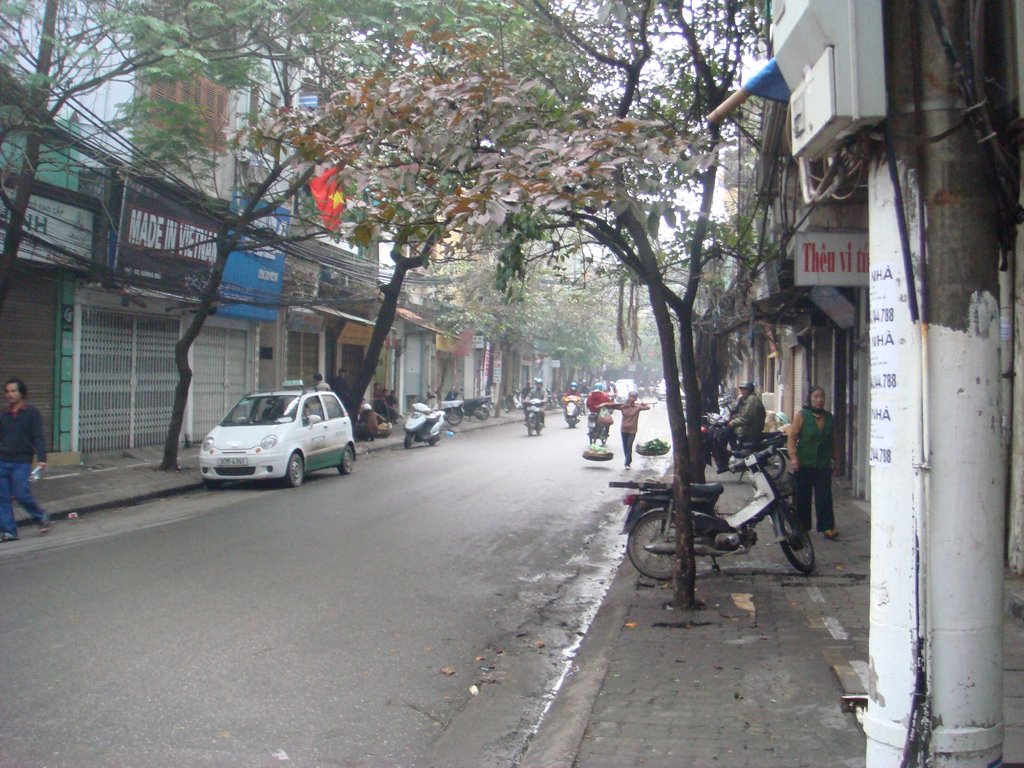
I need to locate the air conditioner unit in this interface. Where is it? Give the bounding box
[772,0,886,158]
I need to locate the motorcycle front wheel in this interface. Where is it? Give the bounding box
[403,432,414,449]
[445,408,464,426]
[627,507,675,581]
[777,502,815,575]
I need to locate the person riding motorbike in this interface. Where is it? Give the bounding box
[585,383,615,445]
[714,381,766,473]
[524,377,546,427]
[586,382,613,413]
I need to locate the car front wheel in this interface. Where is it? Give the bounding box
[285,452,305,487]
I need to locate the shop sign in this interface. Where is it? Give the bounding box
[340,322,374,345]
[115,181,219,293]
[792,229,869,287]
[218,200,289,322]
[1,194,94,263]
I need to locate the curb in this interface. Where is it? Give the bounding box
[519,559,635,768]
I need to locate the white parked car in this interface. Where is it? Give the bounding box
[199,387,355,488]
[655,379,666,400]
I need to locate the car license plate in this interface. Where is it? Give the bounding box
[217,457,249,466]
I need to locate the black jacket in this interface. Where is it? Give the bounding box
[0,404,47,463]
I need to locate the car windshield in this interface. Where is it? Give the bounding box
[219,394,299,426]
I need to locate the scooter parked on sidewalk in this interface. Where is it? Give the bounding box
[524,397,546,436]
[562,394,583,428]
[440,389,465,426]
[403,402,446,448]
[441,388,491,425]
[703,412,788,478]
[615,446,813,580]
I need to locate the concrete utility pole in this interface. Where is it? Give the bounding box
[1009,0,1024,576]
[864,1,1005,766]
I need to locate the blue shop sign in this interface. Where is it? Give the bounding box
[218,203,290,322]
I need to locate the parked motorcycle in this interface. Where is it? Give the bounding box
[403,402,446,448]
[616,446,813,579]
[441,388,491,425]
[524,397,546,436]
[587,406,612,446]
[703,412,788,479]
[562,394,583,428]
[440,389,465,426]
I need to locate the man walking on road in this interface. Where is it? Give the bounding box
[0,378,49,541]
[607,391,650,469]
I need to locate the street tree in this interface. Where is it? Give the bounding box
[280,2,764,608]
[431,248,626,392]
[0,0,275,315]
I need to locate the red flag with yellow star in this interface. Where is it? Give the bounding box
[309,167,345,231]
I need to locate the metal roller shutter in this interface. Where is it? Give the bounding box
[192,326,249,441]
[78,308,178,453]
[0,268,56,449]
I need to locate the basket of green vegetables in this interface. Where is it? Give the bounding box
[635,438,670,457]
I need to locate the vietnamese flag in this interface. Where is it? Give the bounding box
[309,166,346,230]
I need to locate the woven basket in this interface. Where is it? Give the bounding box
[583,449,615,462]
[636,444,670,457]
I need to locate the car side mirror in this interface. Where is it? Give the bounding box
[306,414,323,426]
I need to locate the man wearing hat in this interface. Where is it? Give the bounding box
[731,381,766,436]
[714,381,766,473]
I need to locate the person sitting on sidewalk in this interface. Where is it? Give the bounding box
[355,402,381,441]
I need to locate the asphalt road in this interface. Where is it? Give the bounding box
[0,405,673,767]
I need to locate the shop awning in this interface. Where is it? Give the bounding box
[807,286,856,329]
[396,306,444,334]
[312,305,376,325]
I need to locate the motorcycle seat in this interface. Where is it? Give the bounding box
[691,482,724,497]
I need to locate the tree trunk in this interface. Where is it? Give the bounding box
[160,227,233,470]
[344,235,439,417]
[645,280,696,608]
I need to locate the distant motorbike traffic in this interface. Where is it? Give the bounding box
[562,394,583,428]
[524,397,546,436]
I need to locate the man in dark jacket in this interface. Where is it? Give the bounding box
[0,378,49,540]
[713,381,767,473]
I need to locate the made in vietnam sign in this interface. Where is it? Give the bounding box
[792,229,869,287]
[115,180,219,294]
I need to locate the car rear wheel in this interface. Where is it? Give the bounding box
[285,452,305,487]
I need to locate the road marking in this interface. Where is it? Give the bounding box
[824,616,849,640]
[807,585,826,603]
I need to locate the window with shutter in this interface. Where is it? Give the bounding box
[148,76,228,153]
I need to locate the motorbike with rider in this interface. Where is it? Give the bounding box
[523,377,547,435]
[585,383,615,446]
[711,381,766,473]
[562,381,584,428]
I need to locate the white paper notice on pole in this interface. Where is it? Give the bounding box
[868,260,906,467]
